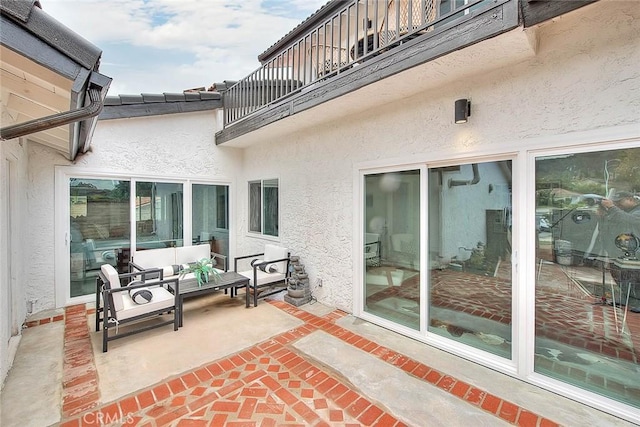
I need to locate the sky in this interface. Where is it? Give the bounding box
[42,0,328,96]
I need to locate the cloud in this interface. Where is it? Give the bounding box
[42,0,327,94]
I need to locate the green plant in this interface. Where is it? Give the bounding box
[180,258,221,287]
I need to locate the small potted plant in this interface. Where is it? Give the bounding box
[180,258,221,287]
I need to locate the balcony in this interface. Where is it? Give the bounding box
[214,0,589,146]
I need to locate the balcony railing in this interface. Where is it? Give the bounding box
[223,0,489,128]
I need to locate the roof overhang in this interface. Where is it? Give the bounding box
[0,0,111,160]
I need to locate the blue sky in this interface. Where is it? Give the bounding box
[43,0,327,96]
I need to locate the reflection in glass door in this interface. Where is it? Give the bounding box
[535,148,640,409]
[364,170,421,330]
[192,184,229,266]
[427,161,513,359]
[69,179,130,297]
[135,181,183,250]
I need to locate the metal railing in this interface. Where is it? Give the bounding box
[223,0,487,128]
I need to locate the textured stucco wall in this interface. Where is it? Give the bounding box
[25,110,236,310]
[0,139,28,388]
[235,1,640,312]
[17,0,640,317]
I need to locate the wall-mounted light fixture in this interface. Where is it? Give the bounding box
[455,99,471,124]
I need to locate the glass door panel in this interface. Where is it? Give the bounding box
[69,178,131,297]
[427,161,513,359]
[135,181,183,250]
[535,148,640,409]
[364,170,421,330]
[192,184,229,263]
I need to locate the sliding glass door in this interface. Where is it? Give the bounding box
[65,175,230,300]
[192,184,229,263]
[69,178,130,298]
[427,161,513,359]
[135,181,183,250]
[363,170,421,330]
[362,160,513,356]
[360,146,640,415]
[535,147,640,409]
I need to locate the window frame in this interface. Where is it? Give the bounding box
[248,178,279,238]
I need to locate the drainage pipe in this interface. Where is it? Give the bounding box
[449,163,480,187]
[0,87,103,141]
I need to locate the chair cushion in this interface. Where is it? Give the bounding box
[101,264,124,312]
[118,287,176,321]
[263,244,289,273]
[238,270,286,287]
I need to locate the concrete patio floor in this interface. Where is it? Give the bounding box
[1,291,637,426]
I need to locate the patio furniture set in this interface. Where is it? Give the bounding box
[95,243,291,351]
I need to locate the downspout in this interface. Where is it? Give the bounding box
[0,87,103,141]
[448,163,480,187]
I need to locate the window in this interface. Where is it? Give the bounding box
[249,179,279,237]
[192,184,229,258]
[427,160,513,359]
[535,147,640,409]
[135,181,183,249]
[61,173,231,301]
[364,170,421,330]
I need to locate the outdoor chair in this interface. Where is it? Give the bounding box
[234,244,291,307]
[96,264,180,352]
[365,233,381,267]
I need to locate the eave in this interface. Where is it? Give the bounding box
[0,0,111,160]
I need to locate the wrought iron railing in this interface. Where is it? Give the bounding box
[223,0,488,128]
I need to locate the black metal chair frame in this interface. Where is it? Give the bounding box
[95,269,180,352]
[234,252,291,307]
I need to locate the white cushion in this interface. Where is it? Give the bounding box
[176,244,210,265]
[117,287,176,321]
[263,244,289,273]
[101,264,124,312]
[238,270,286,287]
[133,247,176,269]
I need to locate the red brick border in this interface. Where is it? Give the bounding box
[56,301,562,426]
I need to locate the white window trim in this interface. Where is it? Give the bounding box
[247,178,279,240]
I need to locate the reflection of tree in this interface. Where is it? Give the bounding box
[70,179,97,189]
[536,148,639,199]
[110,181,131,201]
[136,182,153,196]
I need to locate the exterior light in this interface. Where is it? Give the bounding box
[455,99,471,124]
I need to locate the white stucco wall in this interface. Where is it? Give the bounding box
[235,0,640,312]
[25,110,239,311]
[13,0,640,318]
[0,138,28,388]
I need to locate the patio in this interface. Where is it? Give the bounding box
[2,291,635,426]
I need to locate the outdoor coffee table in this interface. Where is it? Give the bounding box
[168,271,249,326]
